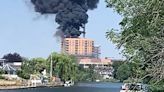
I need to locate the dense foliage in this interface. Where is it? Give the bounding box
[16,52,99,82]
[77,66,100,82]
[47,52,100,82]
[47,52,78,81]
[17,58,47,79]
[112,61,140,82]
[0,69,5,75]
[112,61,124,78]
[106,0,164,91]
[116,63,131,82]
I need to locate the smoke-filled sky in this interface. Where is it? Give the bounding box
[31,0,99,38]
[0,0,122,59]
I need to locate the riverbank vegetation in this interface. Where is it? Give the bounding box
[106,0,164,91]
[112,61,142,83]
[8,52,101,82]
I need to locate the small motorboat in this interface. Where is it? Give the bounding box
[95,79,100,82]
[64,80,74,87]
[120,83,148,92]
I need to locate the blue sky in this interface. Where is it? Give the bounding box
[0,0,122,59]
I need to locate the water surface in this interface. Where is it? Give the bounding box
[0,82,122,92]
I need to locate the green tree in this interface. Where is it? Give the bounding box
[47,52,78,82]
[116,63,131,82]
[77,67,91,82]
[0,69,5,75]
[31,58,47,73]
[106,0,164,89]
[112,61,125,78]
[17,59,31,79]
[17,57,47,79]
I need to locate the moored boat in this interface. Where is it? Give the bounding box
[120,83,148,92]
[63,80,74,87]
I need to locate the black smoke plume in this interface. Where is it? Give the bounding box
[31,0,99,38]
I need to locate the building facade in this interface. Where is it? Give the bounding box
[61,38,114,79]
[61,38,94,57]
[0,58,22,75]
[93,45,101,59]
[79,58,113,79]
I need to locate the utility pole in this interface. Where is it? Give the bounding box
[50,54,53,78]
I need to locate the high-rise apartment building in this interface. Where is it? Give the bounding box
[61,38,94,57]
[93,46,101,59]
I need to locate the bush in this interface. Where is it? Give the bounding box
[0,75,5,79]
[150,85,164,92]
[17,70,30,79]
[0,69,5,74]
[116,64,131,82]
[123,78,143,83]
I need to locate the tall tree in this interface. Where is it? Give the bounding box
[106,0,164,85]
[47,52,78,82]
[31,58,47,74]
[112,61,125,78]
[17,58,47,79]
[116,63,131,82]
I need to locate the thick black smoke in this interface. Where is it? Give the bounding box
[31,0,99,38]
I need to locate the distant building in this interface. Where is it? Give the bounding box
[61,38,94,57]
[61,37,115,79]
[93,45,101,59]
[0,58,22,74]
[79,58,112,68]
[4,60,22,70]
[79,58,113,79]
[0,59,5,69]
[0,59,16,74]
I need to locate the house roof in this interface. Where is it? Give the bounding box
[0,59,6,62]
[3,64,16,71]
[79,58,112,65]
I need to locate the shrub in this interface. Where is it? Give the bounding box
[17,70,30,79]
[0,75,5,79]
[0,69,5,74]
[150,85,164,92]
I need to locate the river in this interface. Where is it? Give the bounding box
[0,82,123,92]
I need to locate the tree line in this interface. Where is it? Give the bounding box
[0,52,100,82]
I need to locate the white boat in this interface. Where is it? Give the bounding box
[96,79,100,82]
[120,83,148,92]
[64,80,74,87]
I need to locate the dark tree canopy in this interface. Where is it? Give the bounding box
[116,63,131,82]
[2,53,22,62]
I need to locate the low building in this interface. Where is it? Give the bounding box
[93,45,101,59]
[0,58,22,75]
[0,59,5,67]
[79,58,113,79]
[79,58,112,68]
